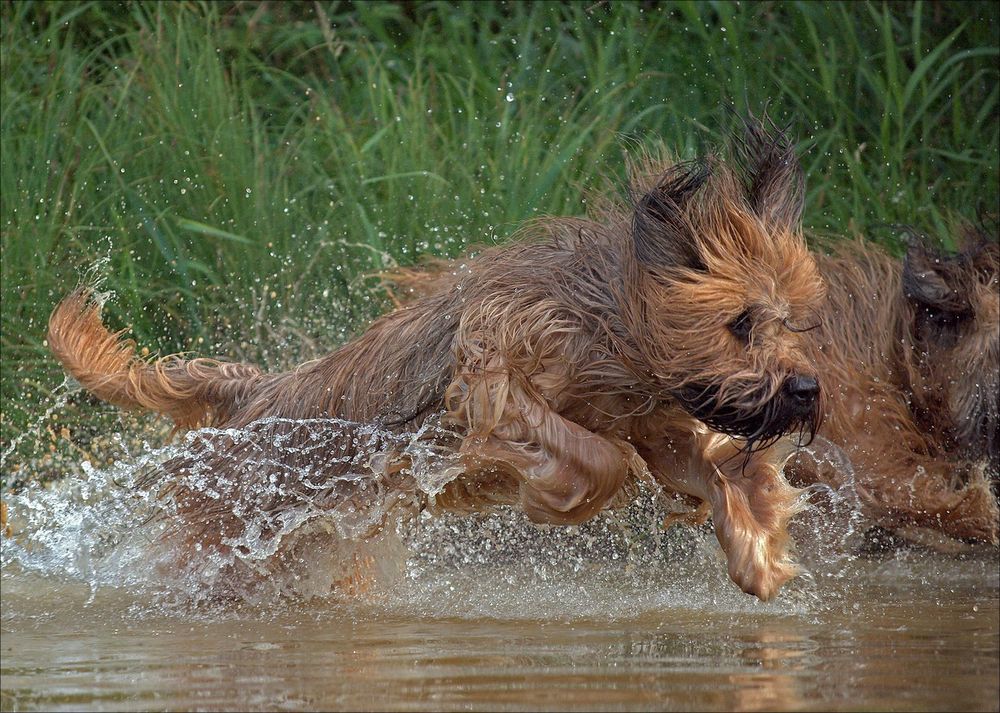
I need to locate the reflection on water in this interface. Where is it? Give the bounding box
[2,555,997,712]
[1,422,998,711]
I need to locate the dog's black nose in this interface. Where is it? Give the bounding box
[784,375,819,403]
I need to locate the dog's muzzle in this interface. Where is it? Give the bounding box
[675,374,822,446]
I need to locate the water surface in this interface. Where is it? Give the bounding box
[1,426,997,712]
[4,534,998,711]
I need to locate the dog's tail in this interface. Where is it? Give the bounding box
[47,289,264,430]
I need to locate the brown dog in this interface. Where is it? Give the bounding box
[47,121,825,601]
[390,230,1000,548]
[786,230,999,545]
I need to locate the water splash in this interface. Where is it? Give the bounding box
[786,436,866,570]
[3,420,872,616]
[1,415,466,607]
[389,492,821,620]
[2,245,114,473]
[0,377,76,473]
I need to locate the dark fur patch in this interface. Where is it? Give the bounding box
[631,160,710,271]
[902,236,974,315]
[735,116,804,231]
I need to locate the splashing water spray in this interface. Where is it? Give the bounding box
[1,236,864,615]
[0,246,115,473]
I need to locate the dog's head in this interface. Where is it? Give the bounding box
[903,228,999,472]
[625,119,825,448]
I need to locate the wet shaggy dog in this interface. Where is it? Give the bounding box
[392,230,1000,548]
[786,230,999,546]
[47,121,825,601]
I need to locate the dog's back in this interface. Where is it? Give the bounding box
[47,287,461,431]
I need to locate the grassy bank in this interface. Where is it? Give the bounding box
[1,1,997,485]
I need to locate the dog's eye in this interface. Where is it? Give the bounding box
[729,309,753,343]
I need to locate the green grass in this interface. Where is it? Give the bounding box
[2,0,998,485]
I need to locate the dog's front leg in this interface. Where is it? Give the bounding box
[702,436,803,601]
[639,432,802,601]
[451,374,633,525]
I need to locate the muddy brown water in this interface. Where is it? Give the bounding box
[3,534,998,712]
[1,427,998,712]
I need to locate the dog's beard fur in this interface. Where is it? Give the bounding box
[674,379,820,450]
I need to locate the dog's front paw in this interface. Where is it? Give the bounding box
[721,526,799,601]
[708,463,804,601]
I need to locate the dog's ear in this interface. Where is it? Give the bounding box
[902,237,972,315]
[736,116,804,233]
[959,225,1000,277]
[631,161,709,271]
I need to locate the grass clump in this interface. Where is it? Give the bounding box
[1,1,997,486]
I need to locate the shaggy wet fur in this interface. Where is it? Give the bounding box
[392,231,1000,547]
[785,231,999,545]
[48,121,825,601]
